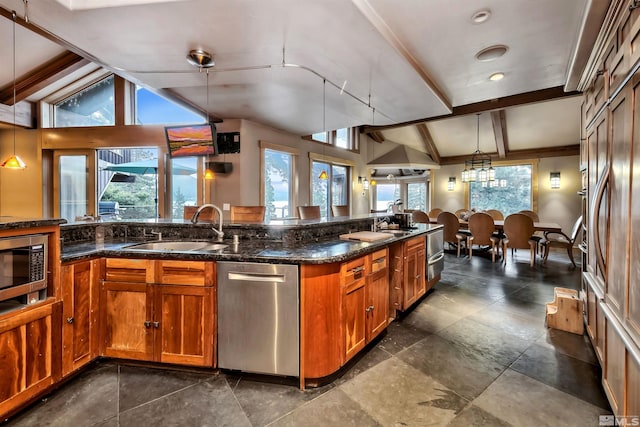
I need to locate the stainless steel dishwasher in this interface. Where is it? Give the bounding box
[427,228,445,280]
[217,261,299,376]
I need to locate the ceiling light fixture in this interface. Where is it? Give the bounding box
[461,114,494,183]
[475,45,508,62]
[489,72,505,81]
[186,49,215,68]
[318,78,328,180]
[2,11,27,170]
[471,9,491,24]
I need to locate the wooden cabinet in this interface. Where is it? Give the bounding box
[389,236,426,314]
[0,301,62,418]
[99,258,215,367]
[60,259,100,376]
[341,248,388,364]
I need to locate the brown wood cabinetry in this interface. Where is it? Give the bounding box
[99,258,215,367]
[581,1,640,417]
[0,301,62,418]
[366,249,389,341]
[60,259,100,376]
[389,236,426,314]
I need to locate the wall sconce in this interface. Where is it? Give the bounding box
[447,177,456,191]
[358,176,369,196]
[550,172,561,189]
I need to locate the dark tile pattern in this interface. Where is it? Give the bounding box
[5,250,611,426]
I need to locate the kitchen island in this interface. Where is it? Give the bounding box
[1,215,443,418]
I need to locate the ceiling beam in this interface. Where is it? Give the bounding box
[350,0,452,113]
[0,101,34,128]
[360,86,581,133]
[0,52,90,105]
[439,144,580,165]
[415,123,440,164]
[490,110,508,158]
[367,130,385,143]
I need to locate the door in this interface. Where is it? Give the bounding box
[366,268,388,341]
[53,151,96,222]
[343,281,366,363]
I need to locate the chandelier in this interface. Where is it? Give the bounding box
[461,113,494,183]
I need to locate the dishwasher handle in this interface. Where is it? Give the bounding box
[227,272,286,282]
[428,252,444,265]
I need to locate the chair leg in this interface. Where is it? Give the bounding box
[542,244,550,264]
[457,240,461,257]
[503,242,508,264]
[567,245,576,268]
[530,245,535,267]
[468,237,473,259]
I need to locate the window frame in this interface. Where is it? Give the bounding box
[464,159,539,213]
[304,127,360,152]
[308,152,354,218]
[260,140,300,220]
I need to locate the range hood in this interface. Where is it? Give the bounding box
[367,145,440,170]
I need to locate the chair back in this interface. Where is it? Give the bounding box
[230,206,266,223]
[485,209,504,220]
[455,209,467,218]
[569,216,583,243]
[503,213,535,249]
[183,205,215,221]
[468,212,496,245]
[411,210,430,224]
[298,205,321,219]
[427,208,443,218]
[331,205,349,217]
[518,210,540,222]
[437,211,460,244]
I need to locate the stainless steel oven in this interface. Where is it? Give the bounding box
[0,234,48,304]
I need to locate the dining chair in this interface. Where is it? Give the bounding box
[183,205,215,221]
[437,211,467,257]
[427,208,443,218]
[540,216,583,267]
[502,213,537,267]
[485,209,504,220]
[230,205,266,223]
[518,210,543,254]
[298,205,321,220]
[455,209,467,219]
[411,210,430,223]
[467,212,501,262]
[331,205,349,217]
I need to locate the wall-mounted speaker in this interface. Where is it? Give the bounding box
[206,162,233,174]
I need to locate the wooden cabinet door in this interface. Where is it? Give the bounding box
[628,73,640,343]
[403,244,419,308]
[415,246,426,299]
[100,281,153,361]
[0,301,62,418]
[366,268,388,342]
[154,285,214,367]
[61,260,99,376]
[342,281,366,363]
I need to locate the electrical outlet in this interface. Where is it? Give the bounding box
[223,203,230,211]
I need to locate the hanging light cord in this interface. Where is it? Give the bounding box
[12,11,17,156]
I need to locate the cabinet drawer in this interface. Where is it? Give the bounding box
[156,261,215,287]
[405,236,426,251]
[369,249,388,274]
[104,258,154,283]
[341,256,366,286]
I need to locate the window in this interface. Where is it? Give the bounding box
[468,164,533,215]
[311,161,349,218]
[54,75,115,127]
[307,128,359,151]
[135,86,205,125]
[406,182,427,211]
[261,142,298,219]
[373,183,400,211]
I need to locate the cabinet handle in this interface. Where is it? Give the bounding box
[365,305,374,312]
[66,317,74,324]
[153,321,160,328]
[144,321,151,328]
[352,266,364,274]
[373,258,385,264]
[591,165,609,277]
[416,274,421,280]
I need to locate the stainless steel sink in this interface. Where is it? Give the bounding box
[379,230,413,236]
[124,241,228,252]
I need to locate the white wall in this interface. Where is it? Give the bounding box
[0,129,42,217]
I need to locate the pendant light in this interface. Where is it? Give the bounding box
[318,79,328,180]
[461,113,494,183]
[203,69,215,180]
[2,11,27,170]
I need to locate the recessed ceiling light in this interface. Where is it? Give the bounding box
[489,72,505,81]
[471,9,491,24]
[476,45,508,62]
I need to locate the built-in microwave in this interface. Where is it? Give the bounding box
[0,234,48,305]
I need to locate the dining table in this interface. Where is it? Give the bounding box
[428,217,562,233]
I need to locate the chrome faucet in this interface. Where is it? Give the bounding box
[191,204,225,242]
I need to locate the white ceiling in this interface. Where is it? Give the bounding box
[0,0,600,159]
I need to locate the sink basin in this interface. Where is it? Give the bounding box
[124,241,228,252]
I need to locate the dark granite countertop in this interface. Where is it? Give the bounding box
[0,217,67,231]
[61,223,443,265]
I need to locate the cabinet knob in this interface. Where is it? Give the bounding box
[365,305,374,312]
[144,321,151,328]
[416,274,421,280]
[66,317,74,324]
[153,321,160,328]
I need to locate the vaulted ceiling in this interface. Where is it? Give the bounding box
[0,0,608,161]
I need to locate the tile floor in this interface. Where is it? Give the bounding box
[3,249,611,427]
